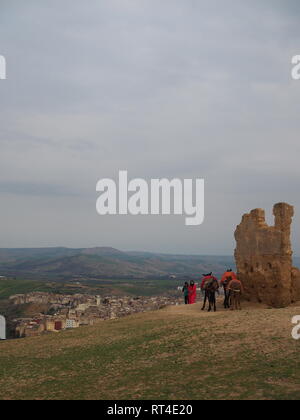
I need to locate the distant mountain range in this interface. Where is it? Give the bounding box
[1,247,298,282]
[0,247,236,281]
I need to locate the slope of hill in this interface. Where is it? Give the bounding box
[0,247,235,281]
[0,302,299,400]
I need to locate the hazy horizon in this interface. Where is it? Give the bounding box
[0,245,299,260]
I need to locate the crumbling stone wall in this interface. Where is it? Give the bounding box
[235,203,300,307]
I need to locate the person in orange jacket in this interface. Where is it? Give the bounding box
[221,269,237,309]
[220,269,237,285]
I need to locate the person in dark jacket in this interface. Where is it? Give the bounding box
[182,282,189,304]
[201,273,219,311]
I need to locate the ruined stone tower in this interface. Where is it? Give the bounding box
[234,203,300,308]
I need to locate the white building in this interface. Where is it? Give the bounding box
[66,319,79,329]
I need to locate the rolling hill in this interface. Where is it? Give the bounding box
[0,247,235,281]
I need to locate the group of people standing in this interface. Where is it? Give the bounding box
[182,280,197,305]
[182,269,244,312]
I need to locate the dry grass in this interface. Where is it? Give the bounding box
[0,301,300,400]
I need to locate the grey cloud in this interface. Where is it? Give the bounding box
[0,0,300,254]
[0,181,82,197]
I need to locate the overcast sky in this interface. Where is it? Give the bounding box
[0,0,300,255]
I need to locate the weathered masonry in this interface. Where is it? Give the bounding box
[235,203,300,307]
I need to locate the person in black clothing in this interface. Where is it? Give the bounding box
[182,282,189,304]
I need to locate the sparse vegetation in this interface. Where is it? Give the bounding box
[0,302,299,400]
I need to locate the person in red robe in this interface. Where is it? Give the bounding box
[188,280,197,304]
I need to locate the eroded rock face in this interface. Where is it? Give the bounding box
[235,203,300,307]
[291,268,300,304]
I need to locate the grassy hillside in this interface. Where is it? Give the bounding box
[0,277,182,301]
[0,279,53,300]
[0,302,299,400]
[0,278,113,301]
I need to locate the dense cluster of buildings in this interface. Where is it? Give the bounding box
[9,292,181,338]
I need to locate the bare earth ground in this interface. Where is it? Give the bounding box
[0,300,300,400]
